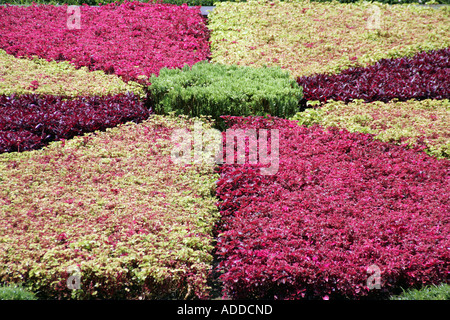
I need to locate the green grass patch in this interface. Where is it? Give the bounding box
[391,283,450,300]
[0,284,37,300]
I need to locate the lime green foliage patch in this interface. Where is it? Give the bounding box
[149,61,302,129]
[0,115,220,299]
[0,49,145,98]
[391,283,450,300]
[292,99,450,159]
[208,0,450,77]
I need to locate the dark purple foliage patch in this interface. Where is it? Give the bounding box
[0,92,150,153]
[297,48,450,106]
[215,116,450,300]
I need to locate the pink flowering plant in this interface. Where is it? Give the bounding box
[214,116,450,300]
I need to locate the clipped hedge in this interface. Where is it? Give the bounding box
[291,99,450,159]
[0,115,220,299]
[149,61,302,129]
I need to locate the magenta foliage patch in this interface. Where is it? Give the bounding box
[215,116,450,299]
[297,48,450,106]
[0,92,149,153]
[0,2,210,84]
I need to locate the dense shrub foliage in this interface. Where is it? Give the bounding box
[149,61,302,129]
[208,1,449,77]
[0,115,220,299]
[215,116,450,299]
[1,0,449,301]
[0,49,144,97]
[0,0,222,5]
[291,99,450,159]
[0,2,210,84]
[297,48,450,105]
[0,93,149,153]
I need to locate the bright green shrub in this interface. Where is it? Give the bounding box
[149,61,302,129]
[291,99,450,159]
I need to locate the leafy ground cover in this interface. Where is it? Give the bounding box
[214,116,450,299]
[0,1,448,301]
[297,47,450,105]
[292,99,450,159]
[0,49,144,98]
[208,0,450,77]
[149,61,302,129]
[0,115,220,299]
[0,0,222,5]
[1,0,447,6]
[0,92,150,153]
[0,1,210,84]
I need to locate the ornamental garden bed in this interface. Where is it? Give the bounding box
[214,116,449,300]
[0,115,220,299]
[208,1,449,77]
[0,2,210,84]
[0,1,449,300]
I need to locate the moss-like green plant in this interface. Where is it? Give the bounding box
[149,61,302,129]
[0,49,145,98]
[291,99,450,159]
